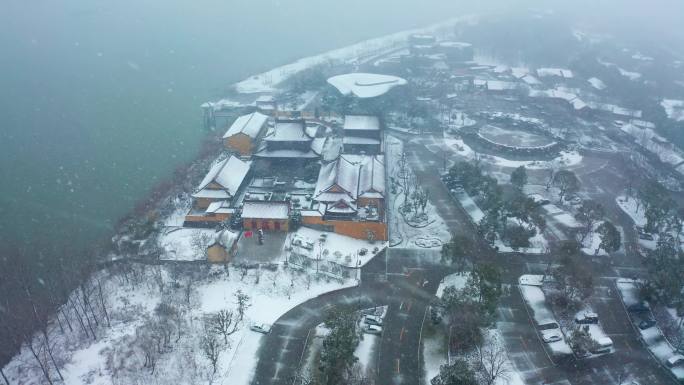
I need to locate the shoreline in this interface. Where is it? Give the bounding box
[229,15,477,95]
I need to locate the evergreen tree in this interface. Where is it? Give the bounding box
[510,166,527,190]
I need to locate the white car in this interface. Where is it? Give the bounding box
[364,324,382,335]
[250,323,272,334]
[541,330,562,343]
[667,354,684,367]
[364,315,383,326]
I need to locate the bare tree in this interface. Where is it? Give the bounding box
[475,342,510,385]
[234,290,252,323]
[210,310,240,344]
[191,230,213,259]
[201,331,223,377]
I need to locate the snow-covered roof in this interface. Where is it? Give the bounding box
[588,102,642,118]
[205,200,235,214]
[314,155,385,204]
[327,73,407,98]
[511,67,530,79]
[438,41,472,49]
[484,80,518,91]
[241,201,289,220]
[194,156,251,198]
[662,99,684,121]
[264,120,311,142]
[588,77,606,90]
[223,112,269,139]
[521,74,541,85]
[254,149,319,159]
[536,67,574,78]
[528,88,589,110]
[343,115,380,131]
[256,95,275,103]
[212,229,238,248]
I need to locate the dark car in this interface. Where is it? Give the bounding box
[639,319,657,330]
[627,303,650,313]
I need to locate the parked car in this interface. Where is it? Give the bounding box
[527,193,550,206]
[364,324,382,335]
[591,337,613,354]
[638,232,654,241]
[667,354,684,367]
[249,323,272,334]
[538,321,559,331]
[638,319,657,330]
[542,330,562,343]
[575,311,599,324]
[364,315,383,326]
[627,303,650,313]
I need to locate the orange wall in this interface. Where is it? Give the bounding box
[301,215,387,241]
[184,212,231,223]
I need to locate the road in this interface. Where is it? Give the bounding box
[251,132,677,385]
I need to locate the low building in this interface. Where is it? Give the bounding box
[304,154,387,241]
[342,115,382,154]
[254,119,319,167]
[256,95,277,114]
[437,41,474,63]
[207,230,239,263]
[223,112,269,156]
[184,156,251,226]
[242,200,290,231]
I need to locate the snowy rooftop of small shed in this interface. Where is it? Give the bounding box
[223,112,269,139]
[241,201,289,219]
[327,73,407,98]
[344,115,380,131]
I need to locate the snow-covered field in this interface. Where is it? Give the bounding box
[615,195,646,227]
[287,226,387,267]
[159,227,223,261]
[3,264,356,385]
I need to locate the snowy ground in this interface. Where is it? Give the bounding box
[579,221,611,256]
[436,273,470,298]
[158,227,222,261]
[615,195,646,227]
[3,263,356,385]
[387,135,451,249]
[287,226,387,268]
